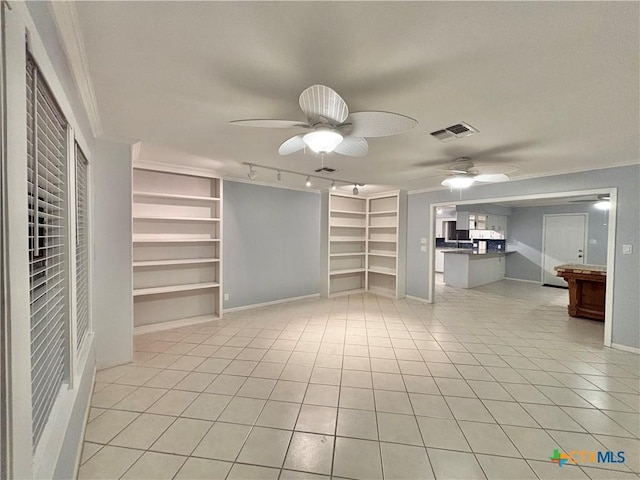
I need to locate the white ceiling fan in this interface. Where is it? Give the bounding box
[437,157,519,188]
[231,85,418,157]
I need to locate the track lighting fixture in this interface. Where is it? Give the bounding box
[240,162,363,192]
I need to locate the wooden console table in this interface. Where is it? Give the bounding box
[554,264,606,321]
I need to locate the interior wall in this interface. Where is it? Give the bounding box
[407,164,640,350]
[506,203,609,282]
[223,181,321,309]
[92,140,133,368]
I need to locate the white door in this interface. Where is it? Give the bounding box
[542,214,587,286]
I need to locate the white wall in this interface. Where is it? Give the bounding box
[92,141,133,368]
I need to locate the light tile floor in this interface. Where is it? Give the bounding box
[80,279,639,479]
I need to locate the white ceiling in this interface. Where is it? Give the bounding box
[69,1,639,193]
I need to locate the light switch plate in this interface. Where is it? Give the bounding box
[224,293,229,301]
[420,237,427,245]
[622,244,632,255]
[420,245,427,252]
[589,239,597,245]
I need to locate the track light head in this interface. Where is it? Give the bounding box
[247,165,257,181]
[353,185,359,195]
[305,176,311,187]
[331,181,336,191]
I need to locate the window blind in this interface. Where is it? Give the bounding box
[75,144,89,348]
[26,55,69,448]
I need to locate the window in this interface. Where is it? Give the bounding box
[75,144,89,348]
[26,55,69,448]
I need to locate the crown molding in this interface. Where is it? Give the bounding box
[48,1,102,138]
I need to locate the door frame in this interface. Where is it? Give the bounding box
[541,213,589,286]
[427,187,617,347]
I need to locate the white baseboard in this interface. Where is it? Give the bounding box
[405,294,432,304]
[504,277,542,284]
[134,314,220,335]
[223,293,320,313]
[611,343,640,355]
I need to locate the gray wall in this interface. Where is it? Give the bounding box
[505,204,609,282]
[407,164,640,349]
[223,181,321,309]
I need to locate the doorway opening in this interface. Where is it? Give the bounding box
[428,188,616,347]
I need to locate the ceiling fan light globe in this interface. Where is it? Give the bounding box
[303,129,343,154]
[442,175,475,189]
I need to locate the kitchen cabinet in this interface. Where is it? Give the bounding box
[456,211,470,230]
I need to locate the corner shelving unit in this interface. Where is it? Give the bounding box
[321,192,367,297]
[321,190,406,299]
[367,192,406,299]
[132,164,222,331]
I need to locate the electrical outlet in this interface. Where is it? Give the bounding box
[224,293,229,301]
[622,244,632,255]
[420,245,427,252]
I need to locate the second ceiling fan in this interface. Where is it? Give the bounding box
[231,85,418,157]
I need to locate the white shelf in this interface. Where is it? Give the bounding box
[330,252,366,257]
[330,223,366,228]
[133,191,220,202]
[133,216,220,222]
[133,237,219,244]
[330,268,366,275]
[368,225,397,229]
[368,267,396,276]
[330,237,366,242]
[368,239,397,243]
[369,210,397,216]
[330,209,366,216]
[133,282,220,297]
[133,258,219,267]
[368,252,396,258]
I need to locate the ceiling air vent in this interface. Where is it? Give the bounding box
[430,122,478,142]
[315,167,337,174]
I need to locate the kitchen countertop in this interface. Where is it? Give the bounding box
[442,249,515,259]
[555,263,606,275]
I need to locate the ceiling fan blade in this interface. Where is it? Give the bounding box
[333,136,368,157]
[347,111,418,137]
[439,168,468,174]
[473,164,519,175]
[278,134,306,155]
[474,173,510,183]
[230,119,311,129]
[299,85,348,125]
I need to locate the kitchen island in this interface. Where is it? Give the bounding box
[443,250,513,288]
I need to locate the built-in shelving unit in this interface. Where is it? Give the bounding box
[321,192,368,296]
[132,164,222,330]
[321,190,406,299]
[366,192,407,299]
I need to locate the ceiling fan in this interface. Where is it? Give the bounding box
[437,157,519,188]
[230,85,418,157]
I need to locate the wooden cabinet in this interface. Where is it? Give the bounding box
[132,164,222,330]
